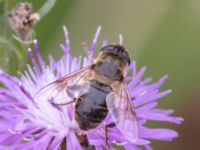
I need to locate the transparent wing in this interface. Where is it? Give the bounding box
[106,81,138,143]
[34,66,91,105]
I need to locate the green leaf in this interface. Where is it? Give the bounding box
[0,1,5,15]
[38,0,57,19]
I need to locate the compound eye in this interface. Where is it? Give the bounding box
[100,44,131,65]
[122,51,131,65]
[100,45,115,53]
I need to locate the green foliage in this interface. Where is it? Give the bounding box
[38,0,57,19]
[0,1,4,14]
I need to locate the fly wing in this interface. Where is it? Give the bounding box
[34,66,91,105]
[106,81,138,143]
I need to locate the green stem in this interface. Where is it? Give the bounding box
[0,36,23,62]
[38,0,57,19]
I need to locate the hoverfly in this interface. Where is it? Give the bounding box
[35,44,138,149]
[8,2,39,42]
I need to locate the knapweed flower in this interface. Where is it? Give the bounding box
[0,26,183,150]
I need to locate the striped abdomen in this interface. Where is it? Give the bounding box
[75,80,112,130]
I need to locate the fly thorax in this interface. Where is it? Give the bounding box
[95,56,124,81]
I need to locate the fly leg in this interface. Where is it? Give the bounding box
[49,98,77,111]
[105,122,116,148]
[55,99,76,106]
[76,133,95,150]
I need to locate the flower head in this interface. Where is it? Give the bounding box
[0,26,183,150]
[8,2,40,42]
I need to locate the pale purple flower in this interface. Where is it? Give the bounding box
[0,26,183,150]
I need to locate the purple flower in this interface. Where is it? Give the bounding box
[0,26,183,150]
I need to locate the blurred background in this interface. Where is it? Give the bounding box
[0,0,200,149]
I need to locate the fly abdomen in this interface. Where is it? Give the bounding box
[75,80,112,130]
